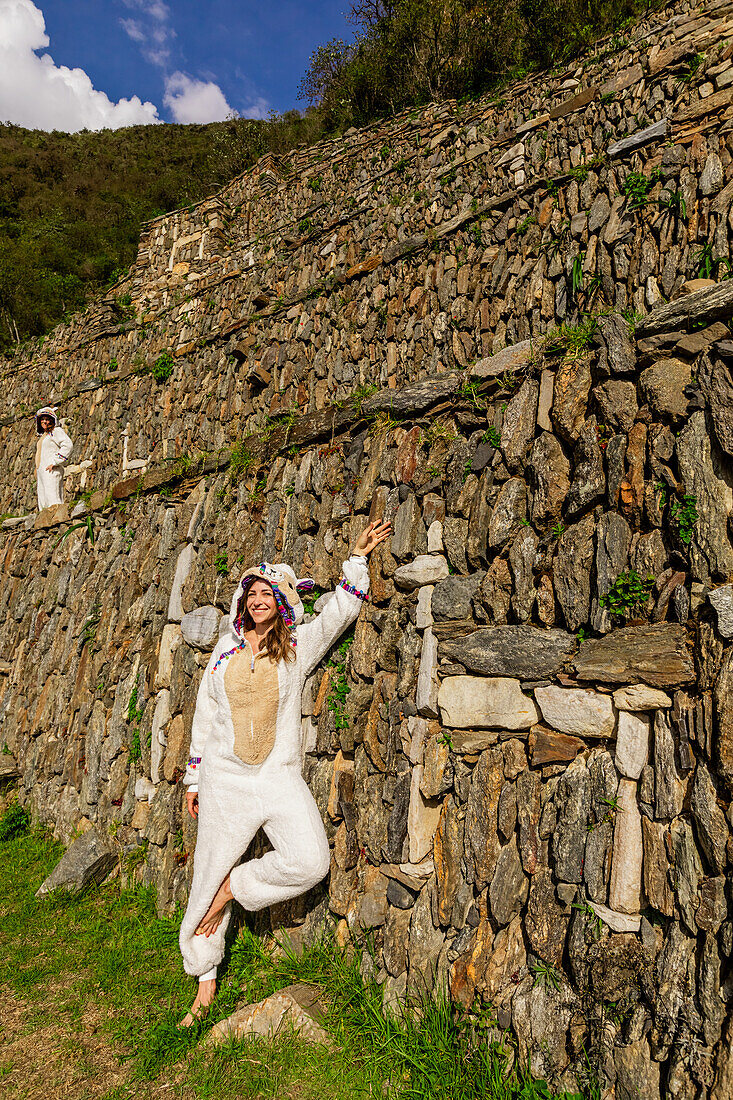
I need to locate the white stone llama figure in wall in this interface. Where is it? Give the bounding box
[121,423,151,477]
[34,406,73,511]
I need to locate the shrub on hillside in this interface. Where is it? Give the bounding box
[300,0,653,127]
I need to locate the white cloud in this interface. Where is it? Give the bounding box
[242,97,271,121]
[123,0,170,20]
[120,17,146,44]
[164,72,234,124]
[120,0,174,68]
[0,0,160,131]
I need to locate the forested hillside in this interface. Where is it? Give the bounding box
[0,113,321,354]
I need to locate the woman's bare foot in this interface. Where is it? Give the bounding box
[178,977,216,1028]
[195,874,234,938]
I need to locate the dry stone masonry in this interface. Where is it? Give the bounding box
[1,0,733,1094]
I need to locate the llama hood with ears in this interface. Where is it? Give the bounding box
[35,406,58,433]
[229,562,315,632]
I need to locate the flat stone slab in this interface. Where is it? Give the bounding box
[361,373,461,416]
[0,754,20,779]
[181,605,221,650]
[440,626,575,680]
[36,827,116,897]
[534,685,616,738]
[438,676,538,729]
[207,983,330,1047]
[589,901,641,933]
[472,340,533,379]
[636,279,733,337]
[639,358,691,419]
[394,555,449,590]
[573,624,695,688]
[167,544,197,622]
[408,765,442,863]
[34,503,70,530]
[449,730,499,753]
[607,118,668,159]
[528,726,583,765]
[614,711,650,779]
[708,585,733,639]
[612,684,672,711]
[609,778,643,914]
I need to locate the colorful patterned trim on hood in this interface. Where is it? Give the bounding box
[236,573,297,628]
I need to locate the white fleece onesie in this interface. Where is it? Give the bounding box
[35,407,73,510]
[178,554,369,979]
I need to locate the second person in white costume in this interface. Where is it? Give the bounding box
[35,406,73,510]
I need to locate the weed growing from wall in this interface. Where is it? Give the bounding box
[670,494,699,545]
[543,315,598,358]
[54,514,96,548]
[151,350,175,383]
[126,672,145,763]
[327,633,354,730]
[301,587,323,616]
[228,440,256,483]
[599,570,654,618]
[81,602,101,650]
[620,169,661,210]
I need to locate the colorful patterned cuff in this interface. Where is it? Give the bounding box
[339,578,368,601]
[188,756,202,769]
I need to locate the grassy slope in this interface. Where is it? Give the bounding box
[0,823,595,1100]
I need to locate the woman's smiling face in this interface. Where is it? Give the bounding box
[246,580,278,626]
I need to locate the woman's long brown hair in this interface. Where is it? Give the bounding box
[236,584,297,664]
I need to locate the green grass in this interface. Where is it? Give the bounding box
[0,823,590,1099]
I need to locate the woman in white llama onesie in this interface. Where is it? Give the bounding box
[178,519,391,1025]
[35,406,73,510]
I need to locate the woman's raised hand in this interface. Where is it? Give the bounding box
[353,519,392,557]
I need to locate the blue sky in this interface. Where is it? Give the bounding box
[0,0,354,131]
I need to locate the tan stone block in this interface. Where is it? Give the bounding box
[641,817,673,917]
[131,801,151,831]
[163,713,187,781]
[327,750,354,820]
[609,779,643,915]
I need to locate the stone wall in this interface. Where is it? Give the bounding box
[0,0,731,517]
[1,0,733,1095]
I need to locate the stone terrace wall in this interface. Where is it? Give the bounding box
[2,278,733,1093]
[1,1,733,1095]
[0,0,731,519]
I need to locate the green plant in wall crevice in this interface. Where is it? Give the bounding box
[151,350,175,383]
[620,168,661,210]
[81,602,101,650]
[301,587,323,616]
[571,253,585,297]
[670,494,699,546]
[54,514,96,548]
[327,633,354,731]
[228,439,256,483]
[126,672,146,763]
[599,570,654,619]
